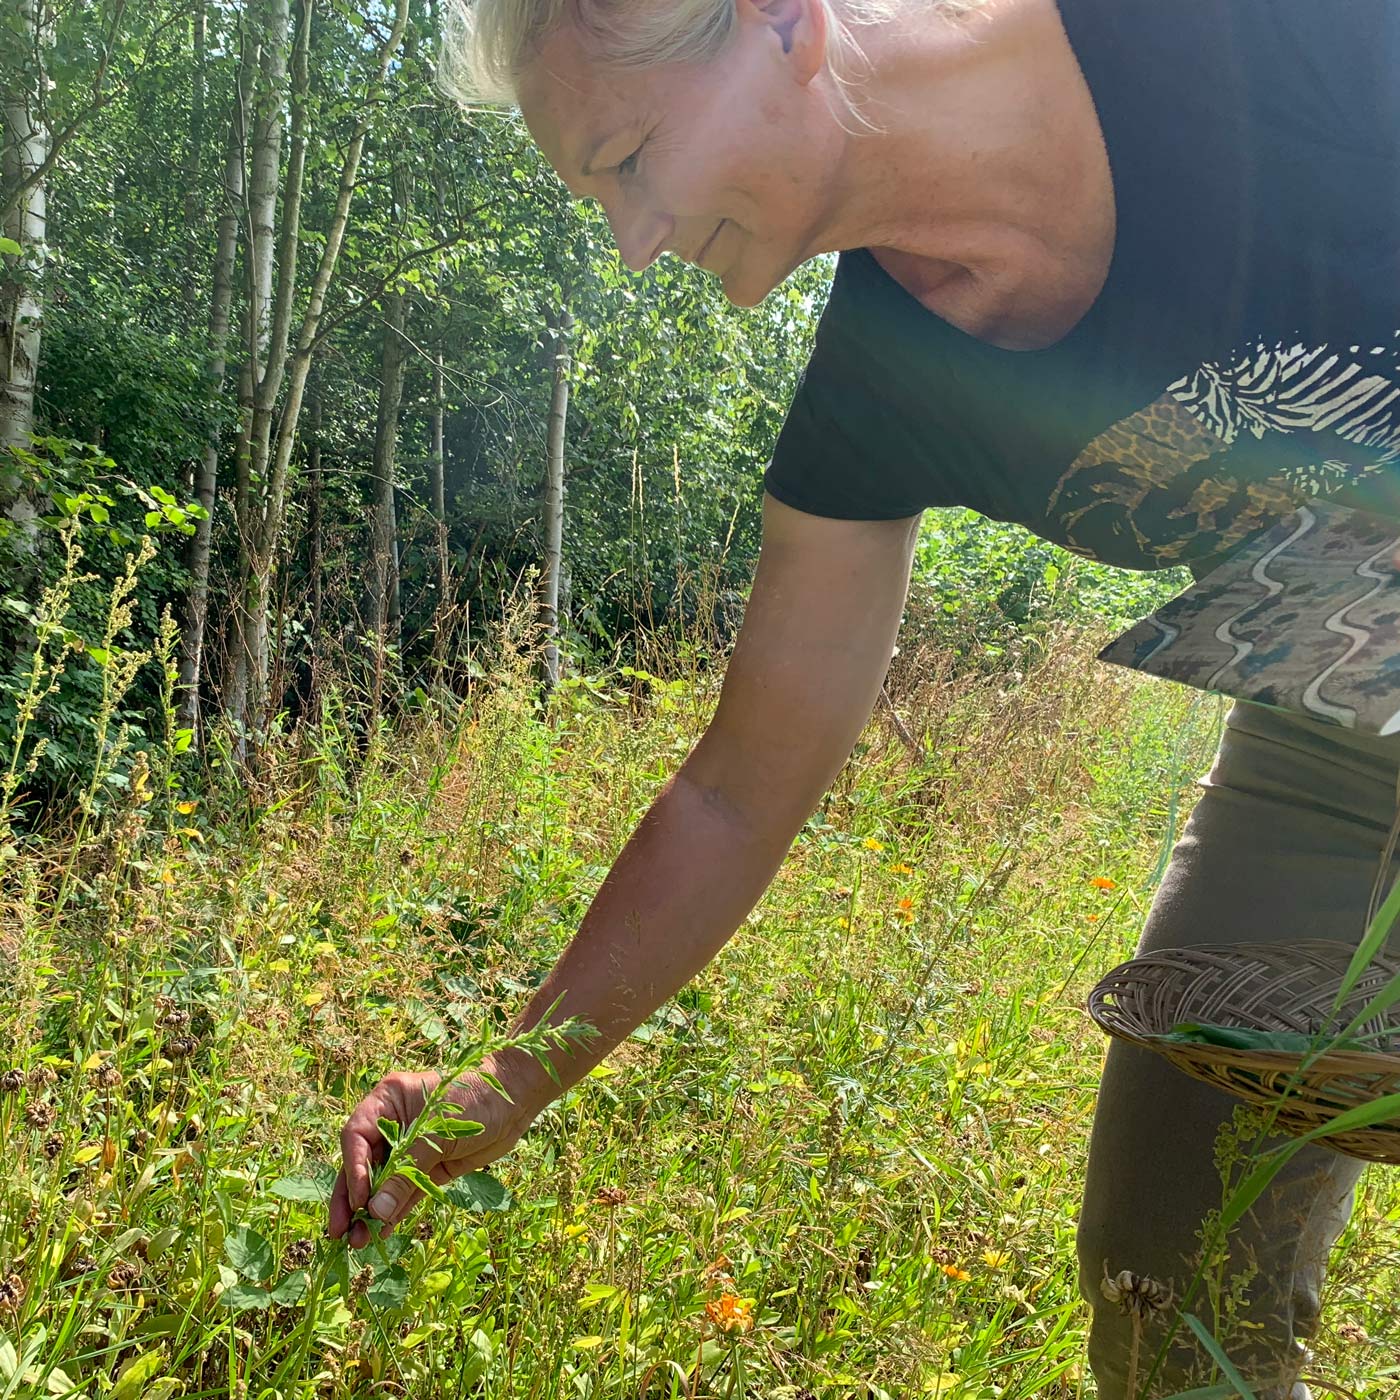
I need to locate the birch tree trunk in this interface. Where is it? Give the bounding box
[540,307,573,693]
[230,0,410,742]
[181,0,206,313]
[430,352,448,609]
[367,289,407,728]
[0,0,50,541]
[179,39,253,729]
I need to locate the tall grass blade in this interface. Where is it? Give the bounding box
[1182,1314,1257,1400]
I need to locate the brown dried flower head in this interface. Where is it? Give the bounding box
[282,1240,315,1271]
[106,1261,142,1292]
[42,1134,64,1160]
[166,1036,198,1062]
[1100,1265,1173,1319]
[24,1101,56,1131]
[93,1065,122,1091]
[593,1186,628,1208]
[26,1066,56,1091]
[0,1273,25,1311]
[158,1007,191,1032]
[0,1068,24,1095]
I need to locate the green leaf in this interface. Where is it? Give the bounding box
[1182,1315,1258,1400]
[441,1170,510,1213]
[421,1111,484,1141]
[376,1116,400,1147]
[110,1350,167,1400]
[224,1225,274,1282]
[0,237,22,256]
[365,1264,409,1311]
[270,1270,309,1306]
[269,1173,332,1202]
[219,1281,272,1312]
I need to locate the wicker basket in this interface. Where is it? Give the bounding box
[1088,940,1400,1165]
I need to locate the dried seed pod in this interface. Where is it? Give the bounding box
[23,1101,55,1131]
[106,1261,142,1292]
[282,1239,315,1271]
[593,1186,627,1208]
[0,1069,24,1095]
[93,1065,122,1091]
[158,1008,191,1031]
[42,1134,64,1160]
[349,1267,373,1299]
[63,1254,97,1281]
[166,1036,198,1063]
[1100,1265,1173,1318]
[26,1066,56,1091]
[0,1274,25,1311]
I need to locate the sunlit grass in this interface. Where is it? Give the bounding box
[0,610,1395,1398]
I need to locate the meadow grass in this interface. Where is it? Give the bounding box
[0,607,1397,1399]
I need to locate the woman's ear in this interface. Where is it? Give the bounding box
[738,0,829,84]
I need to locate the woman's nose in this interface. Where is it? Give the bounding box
[604,199,673,272]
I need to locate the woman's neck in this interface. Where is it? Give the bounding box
[817,0,1116,350]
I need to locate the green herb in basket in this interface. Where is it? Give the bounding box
[1157,1023,1380,1054]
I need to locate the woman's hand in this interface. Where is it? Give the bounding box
[327,1057,544,1249]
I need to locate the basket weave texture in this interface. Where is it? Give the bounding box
[1088,940,1400,1165]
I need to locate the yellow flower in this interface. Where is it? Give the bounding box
[705,1293,755,1333]
[940,1263,971,1282]
[862,838,885,852]
[1091,876,1117,890]
[981,1249,1009,1270]
[176,800,198,814]
[889,862,914,875]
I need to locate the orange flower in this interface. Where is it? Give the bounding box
[1085,913,1100,923]
[705,1293,755,1333]
[940,1263,971,1282]
[895,896,916,924]
[1091,877,1117,891]
[889,862,914,876]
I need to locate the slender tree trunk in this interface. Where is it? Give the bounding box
[368,289,407,728]
[540,307,573,694]
[246,0,287,366]
[233,0,409,740]
[430,352,448,601]
[0,0,49,542]
[181,0,207,313]
[307,392,323,644]
[179,38,254,729]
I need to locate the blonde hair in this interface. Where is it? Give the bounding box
[440,0,918,109]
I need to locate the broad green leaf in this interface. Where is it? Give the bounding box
[0,237,22,256]
[442,1171,510,1213]
[421,1112,484,1142]
[110,1350,166,1400]
[269,1174,332,1203]
[365,1264,409,1311]
[218,1282,271,1312]
[270,1271,309,1306]
[223,1225,274,1283]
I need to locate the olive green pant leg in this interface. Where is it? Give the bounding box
[1076,702,1398,1400]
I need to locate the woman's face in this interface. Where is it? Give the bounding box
[517,0,842,307]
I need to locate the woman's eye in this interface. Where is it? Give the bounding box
[617,147,642,178]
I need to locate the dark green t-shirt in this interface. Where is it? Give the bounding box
[764,0,1400,573]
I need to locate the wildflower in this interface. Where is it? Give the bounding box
[0,1068,23,1095]
[981,1249,1010,1270]
[593,1185,627,1208]
[176,801,197,815]
[705,1293,755,1334]
[1091,876,1117,891]
[889,862,914,875]
[24,1102,55,1131]
[282,1240,315,1271]
[895,896,916,924]
[1100,1265,1172,1318]
[1086,913,1100,923]
[0,1273,24,1311]
[862,838,885,852]
[940,1263,971,1282]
